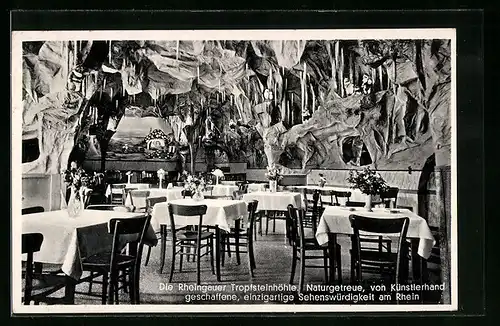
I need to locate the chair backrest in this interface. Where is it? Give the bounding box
[129,190,150,212]
[146,196,167,214]
[22,233,44,305]
[345,201,365,207]
[108,215,151,277]
[332,191,352,206]
[238,183,249,194]
[204,185,214,195]
[181,189,193,198]
[349,214,410,282]
[22,206,45,215]
[380,187,399,208]
[111,184,127,189]
[168,203,208,239]
[286,205,307,248]
[86,204,132,212]
[246,200,258,235]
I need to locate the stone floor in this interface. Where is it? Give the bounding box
[69,219,443,305]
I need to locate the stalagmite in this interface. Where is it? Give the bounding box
[108,41,112,62]
[197,64,200,83]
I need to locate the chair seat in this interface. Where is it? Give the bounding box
[176,230,214,241]
[351,249,398,266]
[301,237,340,251]
[82,252,135,268]
[23,273,69,294]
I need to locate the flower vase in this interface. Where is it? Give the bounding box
[67,189,85,218]
[159,178,163,189]
[269,180,277,193]
[193,189,204,201]
[364,194,373,212]
[127,175,132,184]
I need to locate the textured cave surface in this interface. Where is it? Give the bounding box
[21,39,451,174]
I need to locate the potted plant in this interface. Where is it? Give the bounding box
[347,167,389,211]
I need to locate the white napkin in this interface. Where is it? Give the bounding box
[167,183,173,189]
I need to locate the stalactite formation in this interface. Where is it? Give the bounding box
[22,39,451,173]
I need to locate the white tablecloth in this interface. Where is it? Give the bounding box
[125,187,184,206]
[247,183,267,193]
[210,184,239,197]
[22,209,156,279]
[105,183,151,197]
[315,206,436,259]
[242,191,302,211]
[151,198,248,232]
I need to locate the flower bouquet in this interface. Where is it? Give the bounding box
[63,168,99,217]
[183,173,207,201]
[265,164,282,193]
[211,169,224,185]
[347,167,388,211]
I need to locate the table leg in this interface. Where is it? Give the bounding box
[64,278,76,304]
[215,226,221,282]
[328,233,338,284]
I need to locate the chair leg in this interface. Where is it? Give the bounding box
[235,228,241,266]
[209,238,215,275]
[336,245,342,284]
[323,249,329,284]
[159,226,167,274]
[221,236,226,267]
[88,271,94,294]
[290,247,297,285]
[168,241,176,283]
[179,244,184,272]
[144,246,151,266]
[265,211,269,235]
[272,215,276,233]
[299,251,306,292]
[102,272,109,305]
[196,245,201,285]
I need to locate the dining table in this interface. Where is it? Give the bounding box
[105,183,152,199]
[151,198,249,281]
[241,191,303,211]
[125,186,184,206]
[22,209,158,280]
[210,184,239,197]
[315,206,436,283]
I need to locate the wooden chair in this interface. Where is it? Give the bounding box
[22,233,75,305]
[332,191,353,206]
[109,184,127,205]
[380,187,399,208]
[129,190,151,213]
[22,206,45,215]
[78,215,151,304]
[162,204,215,285]
[287,206,342,292]
[303,190,322,230]
[181,189,193,198]
[345,201,392,254]
[349,214,409,287]
[143,196,167,267]
[220,200,258,277]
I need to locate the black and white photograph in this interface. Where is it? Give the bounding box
[11,28,457,313]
